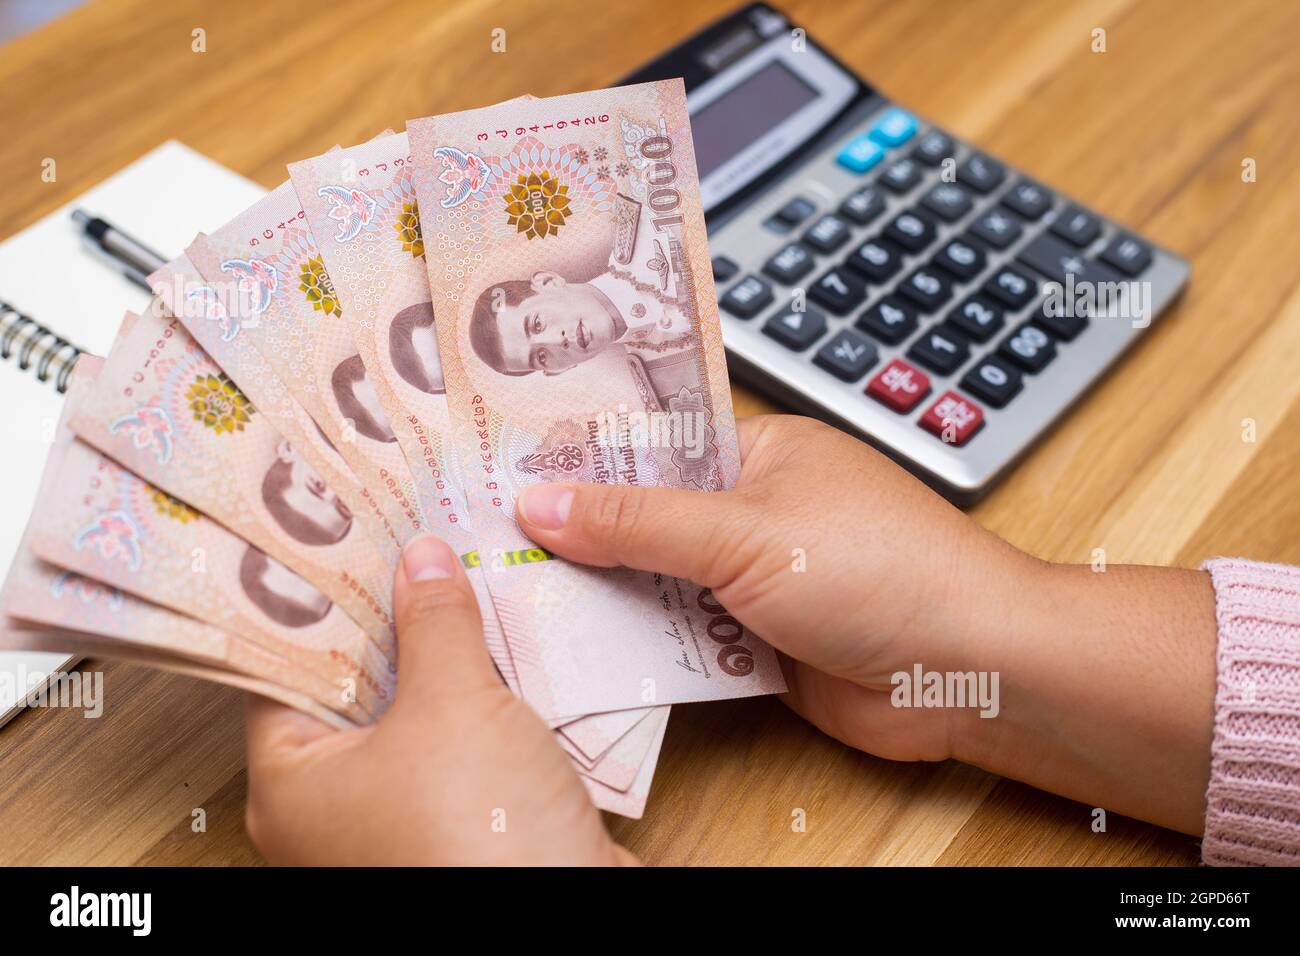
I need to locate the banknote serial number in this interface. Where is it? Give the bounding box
[477,114,610,141]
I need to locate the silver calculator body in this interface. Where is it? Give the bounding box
[623,3,1189,505]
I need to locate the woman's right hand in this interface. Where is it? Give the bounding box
[515,414,1039,764]
[516,414,1219,835]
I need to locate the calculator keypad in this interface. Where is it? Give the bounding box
[708,101,1182,498]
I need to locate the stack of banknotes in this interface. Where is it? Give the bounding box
[0,81,786,817]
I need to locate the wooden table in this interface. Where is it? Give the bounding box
[1,0,1296,866]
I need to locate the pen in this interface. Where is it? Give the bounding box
[71,208,167,290]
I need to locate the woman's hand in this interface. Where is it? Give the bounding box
[517,414,1034,763]
[244,534,633,866]
[517,415,1219,834]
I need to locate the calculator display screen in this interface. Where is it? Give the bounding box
[691,60,818,178]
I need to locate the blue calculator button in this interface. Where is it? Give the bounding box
[836,134,884,173]
[868,107,917,147]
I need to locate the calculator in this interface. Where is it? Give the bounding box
[623,3,1189,504]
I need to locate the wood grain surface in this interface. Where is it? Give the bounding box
[2,0,1297,865]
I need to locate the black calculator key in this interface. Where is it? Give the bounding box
[711,256,739,284]
[957,152,1006,193]
[807,267,867,315]
[763,306,827,351]
[856,295,918,345]
[908,326,971,375]
[1000,178,1053,220]
[845,237,904,282]
[720,275,774,319]
[839,185,886,225]
[879,156,923,193]
[814,329,878,381]
[1099,232,1153,275]
[998,322,1056,372]
[1016,232,1125,286]
[968,208,1023,249]
[919,182,973,222]
[1032,298,1089,342]
[947,295,1005,342]
[763,243,816,285]
[898,266,954,312]
[802,214,852,253]
[933,237,986,280]
[983,265,1038,309]
[961,356,1023,407]
[912,129,954,166]
[765,196,817,233]
[884,209,937,252]
[1051,205,1102,247]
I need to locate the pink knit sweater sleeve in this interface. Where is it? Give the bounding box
[1201,558,1300,865]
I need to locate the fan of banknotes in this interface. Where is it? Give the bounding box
[0,81,787,818]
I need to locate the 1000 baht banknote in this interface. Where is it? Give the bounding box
[151,253,403,560]
[70,307,398,657]
[27,430,392,721]
[186,183,427,542]
[407,80,785,718]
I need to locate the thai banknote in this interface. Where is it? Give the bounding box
[151,253,403,561]
[185,184,428,543]
[561,705,668,792]
[287,131,659,753]
[581,707,669,819]
[26,429,392,722]
[407,80,785,717]
[69,308,398,659]
[2,560,354,731]
[2,357,369,723]
[0,622,352,731]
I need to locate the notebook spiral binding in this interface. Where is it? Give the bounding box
[0,299,82,394]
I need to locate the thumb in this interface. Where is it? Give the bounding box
[516,482,760,589]
[390,533,499,713]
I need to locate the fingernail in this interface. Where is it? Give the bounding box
[402,534,459,582]
[518,485,573,530]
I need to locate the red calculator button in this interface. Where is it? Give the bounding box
[919,390,985,445]
[866,357,931,413]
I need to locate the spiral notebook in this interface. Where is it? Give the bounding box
[0,141,264,726]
